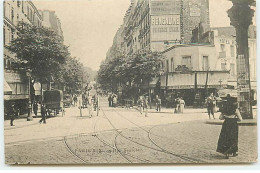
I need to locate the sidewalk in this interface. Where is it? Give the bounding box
[4,117,42,130]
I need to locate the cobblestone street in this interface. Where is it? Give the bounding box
[4,98,257,165]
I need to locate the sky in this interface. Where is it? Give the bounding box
[33,0,256,71]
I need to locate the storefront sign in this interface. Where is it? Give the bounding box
[150,0,181,15]
[4,94,29,100]
[4,72,22,83]
[151,15,181,41]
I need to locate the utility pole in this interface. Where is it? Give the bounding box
[227,0,255,119]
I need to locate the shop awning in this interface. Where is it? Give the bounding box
[160,71,230,89]
[4,79,12,95]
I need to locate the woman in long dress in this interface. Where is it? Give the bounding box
[179,97,185,114]
[216,95,243,159]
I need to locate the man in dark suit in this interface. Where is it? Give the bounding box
[40,104,46,124]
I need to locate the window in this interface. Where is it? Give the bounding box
[220,44,225,52]
[11,29,14,41]
[8,28,11,44]
[5,3,11,19]
[230,63,235,76]
[17,1,21,7]
[3,28,5,45]
[202,56,209,71]
[166,60,169,72]
[11,7,14,23]
[221,63,226,71]
[230,45,235,57]
[27,7,29,17]
[171,58,174,72]
[182,56,192,68]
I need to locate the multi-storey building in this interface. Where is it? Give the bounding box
[211,26,257,98]
[107,0,210,58]
[159,44,229,106]
[3,0,42,118]
[39,10,63,38]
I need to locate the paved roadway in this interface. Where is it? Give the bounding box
[4,97,257,165]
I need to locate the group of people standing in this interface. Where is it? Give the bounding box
[174,97,185,114]
[108,94,117,108]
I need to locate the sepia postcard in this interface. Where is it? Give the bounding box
[2,0,257,165]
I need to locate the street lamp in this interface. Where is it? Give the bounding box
[26,69,33,121]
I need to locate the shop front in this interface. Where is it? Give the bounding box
[160,71,230,106]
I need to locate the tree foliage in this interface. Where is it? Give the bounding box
[7,22,90,94]
[7,22,69,83]
[97,50,165,93]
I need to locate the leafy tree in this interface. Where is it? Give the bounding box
[97,49,165,98]
[7,22,69,85]
[61,57,88,94]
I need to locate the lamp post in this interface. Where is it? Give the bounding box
[26,69,33,121]
[227,0,254,119]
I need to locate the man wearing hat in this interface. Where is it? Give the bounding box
[9,102,17,126]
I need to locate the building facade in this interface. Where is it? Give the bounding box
[106,0,210,60]
[39,10,63,38]
[3,0,42,118]
[159,44,229,106]
[211,26,257,92]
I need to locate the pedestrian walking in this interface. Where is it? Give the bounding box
[155,95,161,112]
[174,98,180,113]
[112,95,117,107]
[143,96,149,117]
[73,95,78,107]
[108,94,112,107]
[206,93,216,119]
[40,104,47,124]
[137,96,144,114]
[88,95,93,117]
[33,101,38,116]
[216,94,242,159]
[9,103,16,126]
[179,97,185,113]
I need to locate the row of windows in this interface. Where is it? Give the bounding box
[220,44,235,57]
[162,56,210,72]
[4,1,41,27]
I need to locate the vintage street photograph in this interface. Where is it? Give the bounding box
[2,0,258,165]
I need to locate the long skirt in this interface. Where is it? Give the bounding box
[217,118,239,155]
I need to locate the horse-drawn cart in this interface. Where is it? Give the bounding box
[43,90,64,116]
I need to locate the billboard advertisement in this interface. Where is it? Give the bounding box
[150,0,181,15]
[151,15,181,42]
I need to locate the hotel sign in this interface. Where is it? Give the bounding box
[151,15,181,41]
[150,0,181,15]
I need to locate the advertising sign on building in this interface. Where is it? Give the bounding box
[151,15,181,41]
[150,0,181,15]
